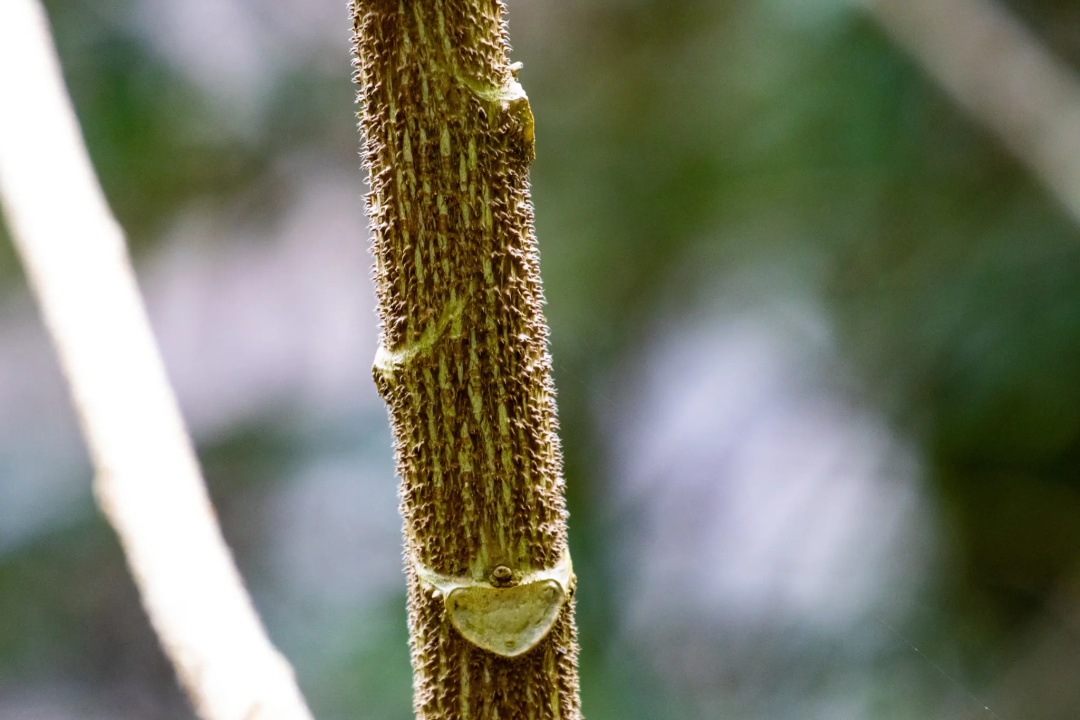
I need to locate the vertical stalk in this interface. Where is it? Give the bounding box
[352,1,582,718]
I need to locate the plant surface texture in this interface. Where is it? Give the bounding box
[352,1,582,718]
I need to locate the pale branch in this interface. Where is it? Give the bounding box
[352,0,582,717]
[855,0,1080,225]
[0,3,314,719]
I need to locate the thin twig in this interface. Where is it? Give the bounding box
[0,2,314,719]
[855,0,1080,225]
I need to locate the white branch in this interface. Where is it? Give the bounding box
[0,2,315,719]
[855,0,1080,225]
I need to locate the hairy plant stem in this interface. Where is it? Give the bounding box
[352,1,581,717]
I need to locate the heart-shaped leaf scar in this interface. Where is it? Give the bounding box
[411,552,575,658]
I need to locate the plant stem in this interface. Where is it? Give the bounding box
[352,1,582,717]
[0,3,313,719]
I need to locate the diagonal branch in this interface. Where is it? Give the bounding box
[855,0,1080,226]
[0,2,314,719]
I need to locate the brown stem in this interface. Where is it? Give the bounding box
[352,1,581,718]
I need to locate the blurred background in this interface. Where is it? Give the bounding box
[2,0,1080,717]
